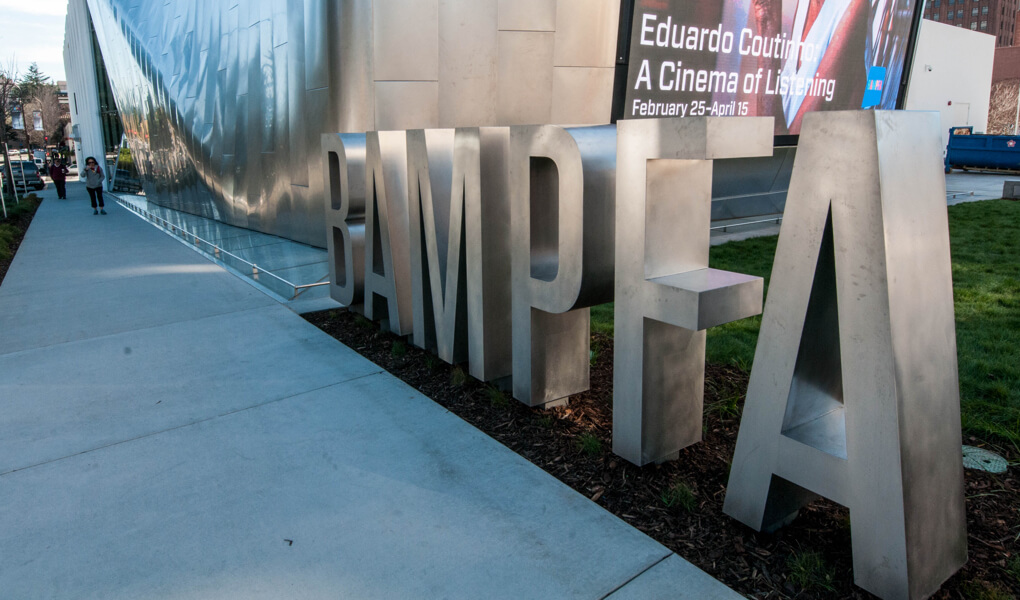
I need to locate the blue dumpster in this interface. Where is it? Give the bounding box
[945,126,1020,173]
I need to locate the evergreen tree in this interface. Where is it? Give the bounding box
[18,63,51,101]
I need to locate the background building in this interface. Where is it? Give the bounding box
[922,0,1019,46]
[904,20,995,145]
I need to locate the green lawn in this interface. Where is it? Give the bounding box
[591,199,1020,448]
[947,200,1020,448]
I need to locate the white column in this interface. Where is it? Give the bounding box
[63,0,106,180]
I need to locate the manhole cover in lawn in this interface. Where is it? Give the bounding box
[962,446,1008,474]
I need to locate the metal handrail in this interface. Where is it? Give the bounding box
[116,199,311,299]
[710,216,784,232]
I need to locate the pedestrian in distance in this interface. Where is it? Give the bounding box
[84,156,106,215]
[49,158,69,199]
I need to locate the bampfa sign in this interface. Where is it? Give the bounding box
[323,112,966,600]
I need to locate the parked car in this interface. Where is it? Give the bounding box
[3,161,47,193]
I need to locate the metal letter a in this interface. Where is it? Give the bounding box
[723,111,967,600]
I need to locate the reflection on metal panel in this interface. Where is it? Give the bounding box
[82,0,621,248]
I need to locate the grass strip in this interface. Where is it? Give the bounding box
[0,195,41,254]
[590,199,1020,448]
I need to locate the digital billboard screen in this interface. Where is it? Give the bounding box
[622,0,918,135]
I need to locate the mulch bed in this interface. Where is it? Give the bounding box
[0,198,41,287]
[306,307,1017,599]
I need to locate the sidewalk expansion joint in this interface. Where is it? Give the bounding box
[0,303,277,359]
[0,370,385,478]
[597,552,673,600]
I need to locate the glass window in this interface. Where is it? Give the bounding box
[983,6,989,14]
[981,19,988,28]
[948,10,954,18]
[972,7,978,15]
[934,11,941,19]
[971,21,978,28]
[958,9,964,17]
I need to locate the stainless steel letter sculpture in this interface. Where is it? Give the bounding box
[723,111,967,600]
[364,131,414,335]
[324,133,368,312]
[406,128,513,381]
[509,125,617,407]
[612,117,772,466]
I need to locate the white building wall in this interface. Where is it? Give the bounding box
[63,0,107,181]
[904,20,995,151]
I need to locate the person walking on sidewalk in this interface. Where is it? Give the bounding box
[49,159,69,199]
[84,157,106,215]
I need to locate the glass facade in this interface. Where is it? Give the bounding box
[88,14,123,159]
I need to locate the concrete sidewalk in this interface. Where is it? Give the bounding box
[945,170,1015,204]
[0,181,739,599]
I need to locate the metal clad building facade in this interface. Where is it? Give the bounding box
[65,0,621,247]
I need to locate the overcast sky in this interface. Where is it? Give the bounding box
[0,0,69,83]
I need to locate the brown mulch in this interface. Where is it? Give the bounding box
[0,198,41,287]
[308,308,1017,599]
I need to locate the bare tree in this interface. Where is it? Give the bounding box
[988,80,1020,136]
[26,85,66,148]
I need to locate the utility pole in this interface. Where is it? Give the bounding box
[16,107,29,193]
[5,143,20,203]
[22,100,33,165]
[0,168,7,218]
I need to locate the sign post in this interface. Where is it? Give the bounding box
[0,168,7,218]
[4,143,21,204]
